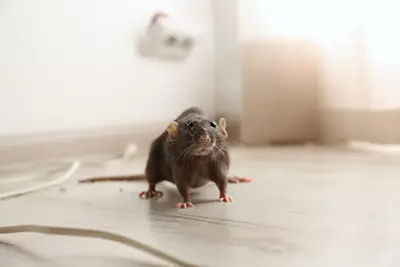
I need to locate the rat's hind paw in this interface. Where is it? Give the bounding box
[175,202,194,209]
[227,176,253,183]
[139,190,163,199]
[219,195,233,203]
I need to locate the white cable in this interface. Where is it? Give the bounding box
[0,224,199,267]
[0,161,80,200]
[0,142,137,200]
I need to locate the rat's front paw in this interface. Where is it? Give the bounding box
[219,195,233,203]
[139,190,163,199]
[175,202,194,209]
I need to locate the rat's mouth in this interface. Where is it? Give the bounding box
[194,147,213,156]
[193,143,215,156]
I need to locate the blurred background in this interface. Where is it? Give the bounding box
[1,0,399,155]
[1,0,399,163]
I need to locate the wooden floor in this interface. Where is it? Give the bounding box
[1,146,400,267]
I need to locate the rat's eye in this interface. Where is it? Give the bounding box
[210,121,217,128]
[187,122,194,129]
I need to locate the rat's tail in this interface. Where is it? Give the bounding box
[79,175,252,184]
[227,176,252,183]
[78,174,146,184]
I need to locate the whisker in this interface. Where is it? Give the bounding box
[215,144,228,156]
[173,144,194,165]
[211,147,218,161]
[216,143,228,152]
[174,147,190,165]
[164,146,188,171]
[181,145,193,162]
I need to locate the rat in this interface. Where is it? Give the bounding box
[79,107,252,208]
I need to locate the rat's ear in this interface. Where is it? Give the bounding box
[166,121,179,141]
[218,117,228,139]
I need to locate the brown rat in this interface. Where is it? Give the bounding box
[144,107,231,208]
[79,107,252,208]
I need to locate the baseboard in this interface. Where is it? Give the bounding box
[0,119,243,166]
[0,122,167,166]
[319,108,400,144]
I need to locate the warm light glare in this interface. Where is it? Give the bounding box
[247,0,400,110]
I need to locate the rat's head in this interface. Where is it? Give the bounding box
[166,117,228,156]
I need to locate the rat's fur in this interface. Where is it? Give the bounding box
[142,107,231,208]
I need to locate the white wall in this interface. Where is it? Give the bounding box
[366,13,400,110]
[212,0,242,121]
[212,0,277,121]
[0,0,215,135]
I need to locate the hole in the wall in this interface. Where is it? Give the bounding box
[165,35,178,46]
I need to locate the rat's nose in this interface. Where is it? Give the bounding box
[199,134,211,144]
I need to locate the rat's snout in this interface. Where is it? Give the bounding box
[198,134,211,144]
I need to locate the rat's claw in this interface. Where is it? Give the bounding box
[175,202,194,209]
[219,195,233,203]
[139,190,163,199]
[228,176,253,183]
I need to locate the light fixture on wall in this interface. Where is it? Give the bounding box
[138,12,198,61]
